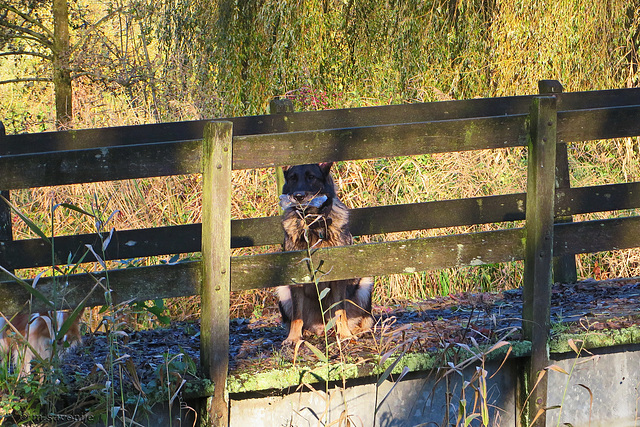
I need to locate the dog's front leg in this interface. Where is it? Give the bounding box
[283,285,305,345]
[334,308,353,340]
[332,283,354,341]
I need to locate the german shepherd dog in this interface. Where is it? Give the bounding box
[277,162,373,345]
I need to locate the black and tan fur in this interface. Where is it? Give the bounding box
[277,162,373,345]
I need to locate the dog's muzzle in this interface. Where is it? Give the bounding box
[279,194,329,212]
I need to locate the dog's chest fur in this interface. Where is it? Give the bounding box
[282,197,352,250]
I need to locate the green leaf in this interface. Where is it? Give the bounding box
[318,287,330,300]
[457,399,467,425]
[55,279,100,340]
[465,414,479,427]
[322,300,341,314]
[377,351,406,388]
[57,202,95,218]
[103,209,121,227]
[0,266,54,309]
[66,248,90,275]
[85,244,106,269]
[55,302,85,340]
[0,195,50,244]
[324,316,336,332]
[376,365,409,412]
[102,228,115,252]
[303,341,328,363]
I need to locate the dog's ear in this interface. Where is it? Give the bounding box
[318,162,333,175]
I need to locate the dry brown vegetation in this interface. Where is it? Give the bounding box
[1,0,639,324]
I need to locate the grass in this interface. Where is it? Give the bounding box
[0,199,199,425]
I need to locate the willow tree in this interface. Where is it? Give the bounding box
[159,0,500,119]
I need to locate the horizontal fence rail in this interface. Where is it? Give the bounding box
[2,215,639,315]
[2,87,640,156]
[2,105,640,190]
[1,181,639,271]
[1,83,639,427]
[0,87,637,318]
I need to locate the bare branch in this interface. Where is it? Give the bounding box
[1,32,50,47]
[0,3,54,40]
[0,17,53,48]
[70,71,93,79]
[0,77,52,85]
[0,50,51,60]
[69,7,123,53]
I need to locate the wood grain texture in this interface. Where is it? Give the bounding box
[541,81,578,285]
[2,86,638,156]
[1,105,638,190]
[0,139,203,190]
[199,121,232,426]
[0,123,12,281]
[1,182,639,271]
[1,215,639,316]
[230,228,525,291]
[269,98,294,214]
[522,96,557,427]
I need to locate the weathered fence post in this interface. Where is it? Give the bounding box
[538,80,578,285]
[269,97,294,210]
[522,95,557,426]
[0,121,13,281]
[200,120,233,427]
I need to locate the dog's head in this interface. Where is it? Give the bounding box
[280,162,336,215]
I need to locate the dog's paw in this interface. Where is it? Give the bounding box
[337,330,356,341]
[282,335,302,347]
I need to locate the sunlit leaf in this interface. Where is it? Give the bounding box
[303,341,328,363]
[546,364,569,375]
[1,195,50,243]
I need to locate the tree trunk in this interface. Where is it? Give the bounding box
[52,0,72,128]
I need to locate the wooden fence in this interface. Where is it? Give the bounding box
[1,80,640,426]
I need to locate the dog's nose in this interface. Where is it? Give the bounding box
[293,192,306,202]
